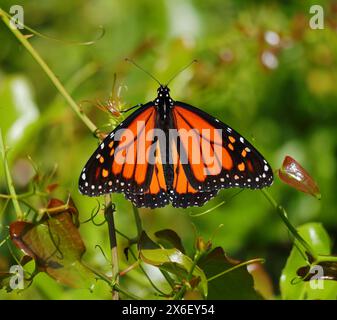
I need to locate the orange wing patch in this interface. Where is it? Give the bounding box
[147,140,167,194]
[172,106,234,185]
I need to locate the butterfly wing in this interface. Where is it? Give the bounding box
[79,103,159,197]
[79,96,273,209]
[168,134,219,208]
[125,135,169,208]
[169,102,273,207]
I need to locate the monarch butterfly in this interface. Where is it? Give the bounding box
[79,62,273,208]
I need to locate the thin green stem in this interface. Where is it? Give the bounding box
[132,205,143,239]
[113,283,140,300]
[84,262,140,300]
[208,258,265,282]
[0,236,9,248]
[160,270,176,290]
[116,228,172,295]
[131,206,176,292]
[0,8,97,134]
[126,247,167,296]
[173,251,203,300]
[316,255,337,263]
[0,130,24,220]
[261,189,317,260]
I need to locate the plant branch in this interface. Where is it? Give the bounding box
[208,258,265,282]
[0,8,97,134]
[0,130,24,220]
[104,196,119,300]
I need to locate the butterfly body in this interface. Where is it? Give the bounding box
[79,85,273,208]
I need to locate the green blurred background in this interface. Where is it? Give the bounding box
[0,0,336,299]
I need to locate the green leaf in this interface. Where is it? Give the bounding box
[198,247,261,300]
[9,199,96,290]
[155,229,185,253]
[280,222,337,300]
[139,232,207,297]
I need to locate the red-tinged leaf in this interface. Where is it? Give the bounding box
[43,198,79,228]
[278,156,321,199]
[9,199,96,289]
[46,183,58,193]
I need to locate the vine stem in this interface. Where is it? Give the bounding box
[132,205,143,239]
[0,8,97,134]
[0,130,24,220]
[173,251,204,300]
[104,196,119,300]
[261,189,317,260]
[208,258,265,282]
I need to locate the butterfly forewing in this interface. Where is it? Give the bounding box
[79,103,157,196]
[125,137,169,208]
[171,102,273,192]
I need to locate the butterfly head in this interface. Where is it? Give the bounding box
[157,85,170,96]
[155,85,173,106]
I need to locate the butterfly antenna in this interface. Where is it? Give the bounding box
[166,59,198,86]
[125,58,161,86]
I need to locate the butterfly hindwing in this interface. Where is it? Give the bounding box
[125,136,169,208]
[168,135,219,208]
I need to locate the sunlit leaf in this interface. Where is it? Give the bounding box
[198,247,261,300]
[139,231,207,297]
[280,223,337,300]
[9,199,96,289]
[278,156,321,199]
